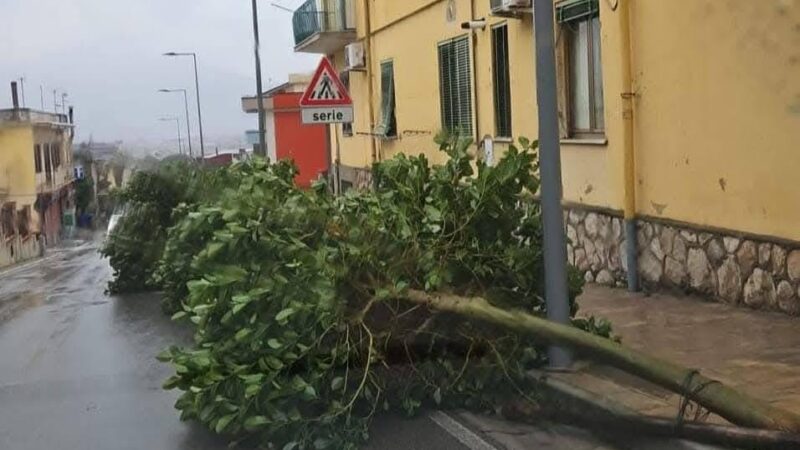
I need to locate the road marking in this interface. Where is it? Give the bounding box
[428,411,498,450]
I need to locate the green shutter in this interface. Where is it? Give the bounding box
[438,36,473,136]
[374,60,396,138]
[492,25,512,138]
[556,0,599,23]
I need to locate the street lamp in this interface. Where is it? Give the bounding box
[163,52,206,159]
[158,89,193,158]
[159,117,183,155]
[250,0,267,157]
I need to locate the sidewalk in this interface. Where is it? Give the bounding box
[577,284,800,418]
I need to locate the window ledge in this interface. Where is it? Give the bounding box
[560,137,607,146]
[493,137,513,143]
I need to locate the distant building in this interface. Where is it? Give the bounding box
[202,148,251,167]
[0,82,75,268]
[242,74,329,188]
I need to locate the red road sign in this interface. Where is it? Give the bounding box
[300,57,353,107]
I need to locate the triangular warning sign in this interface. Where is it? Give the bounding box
[300,57,353,107]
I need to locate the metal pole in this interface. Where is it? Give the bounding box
[176,118,183,155]
[182,89,194,158]
[533,0,572,369]
[251,0,267,157]
[191,54,205,160]
[40,85,44,110]
[19,77,25,107]
[53,90,58,113]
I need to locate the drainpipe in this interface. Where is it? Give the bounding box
[619,0,639,292]
[362,0,377,164]
[470,0,480,144]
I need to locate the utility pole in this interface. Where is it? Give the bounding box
[40,85,44,110]
[53,90,58,113]
[533,0,572,369]
[251,0,267,157]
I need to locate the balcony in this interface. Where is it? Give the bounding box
[293,0,356,54]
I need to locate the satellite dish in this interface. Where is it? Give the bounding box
[446,0,456,23]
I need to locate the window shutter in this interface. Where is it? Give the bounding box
[438,36,472,136]
[556,0,599,24]
[374,61,396,138]
[492,25,512,138]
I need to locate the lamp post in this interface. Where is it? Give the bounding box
[532,0,572,369]
[159,117,183,155]
[163,52,205,160]
[250,0,267,157]
[158,89,193,158]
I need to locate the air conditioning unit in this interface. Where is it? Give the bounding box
[344,42,366,71]
[490,0,532,17]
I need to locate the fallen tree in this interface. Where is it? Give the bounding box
[156,135,800,450]
[402,289,800,432]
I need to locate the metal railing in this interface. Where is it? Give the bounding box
[292,0,353,46]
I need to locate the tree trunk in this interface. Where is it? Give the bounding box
[402,290,800,433]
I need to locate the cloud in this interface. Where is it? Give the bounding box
[1,0,318,149]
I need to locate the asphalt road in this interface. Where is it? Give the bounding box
[0,240,483,450]
[0,238,706,450]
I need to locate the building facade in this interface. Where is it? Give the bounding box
[0,83,75,268]
[242,74,330,188]
[290,0,800,314]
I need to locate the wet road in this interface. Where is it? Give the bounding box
[0,241,482,450]
[1,240,680,450]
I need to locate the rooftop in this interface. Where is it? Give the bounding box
[0,108,72,128]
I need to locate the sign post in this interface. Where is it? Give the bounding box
[300,57,353,125]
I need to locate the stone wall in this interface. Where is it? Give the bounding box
[566,209,800,316]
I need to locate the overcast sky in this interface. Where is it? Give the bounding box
[1,0,318,151]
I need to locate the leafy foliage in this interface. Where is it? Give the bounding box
[101,161,227,294]
[156,137,590,449]
[74,176,94,216]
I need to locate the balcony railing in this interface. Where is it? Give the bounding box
[292,0,356,53]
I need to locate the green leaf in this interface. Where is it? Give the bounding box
[275,307,296,323]
[212,265,248,285]
[267,339,282,349]
[282,443,299,450]
[243,415,269,431]
[215,414,235,433]
[156,349,172,362]
[330,377,344,391]
[234,328,252,342]
[433,387,442,405]
[170,311,187,321]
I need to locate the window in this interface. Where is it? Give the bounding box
[438,36,473,136]
[340,71,353,137]
[44,144,52,182]
[17,206,30,237]
[52,144,61,168]
[492,24,512,139]
[34,145,42,173]
[374,60,396,139]
[1,203,14,238]
[559,0,604,137]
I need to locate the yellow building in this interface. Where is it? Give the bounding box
[290,0,800,313]
[0,83,75,268]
